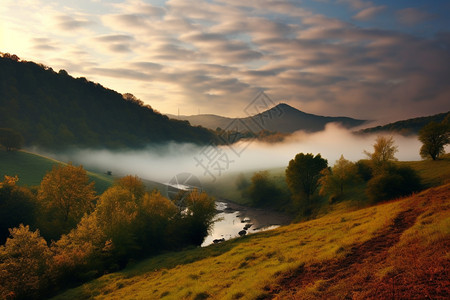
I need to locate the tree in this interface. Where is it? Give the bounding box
[364,136,398,173]
[183,189,216,246]
[37,164,97,240]
[94,186,139,262]
[418,121,449,160]
[0,128,24,151]
[319,155,360,202]
[0,175,36,244]
[285,153,328,205]
[0,225,53,299]
[366,165,421,202]
[114,175,146,201]
[247,171,283,207]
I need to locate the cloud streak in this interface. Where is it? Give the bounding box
[1,0,449,121]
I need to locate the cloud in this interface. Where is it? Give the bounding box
[54,14,95,31]
[396,8,435,26]
[353,5,386,21]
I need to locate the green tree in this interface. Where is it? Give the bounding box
[183,189,216,246]
[37,164,97,240]
[418,121,449,160]
[364,136,398,173]
[248,171,283,207]
[0,128,24,151]
[366,165,421,202]
[319,155,360,201]
[0,225,53,299]
[285,153,328,205]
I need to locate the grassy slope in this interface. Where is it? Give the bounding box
[0,149,113,194]
[53,183,449,300]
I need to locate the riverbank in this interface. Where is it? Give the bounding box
[218,198,293,230]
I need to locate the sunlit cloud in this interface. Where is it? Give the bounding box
[1,0,449,120]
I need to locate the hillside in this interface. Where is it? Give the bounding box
[0,149,112,193]
[169,103,366,134]
[0,56,216,150]
[359,111,450,135]
[52,183,450,299]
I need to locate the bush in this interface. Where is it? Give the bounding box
[366,165,421,202]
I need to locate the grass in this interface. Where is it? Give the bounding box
[0,149,113,194]
[399,154,450,188]
[52,183,449,299]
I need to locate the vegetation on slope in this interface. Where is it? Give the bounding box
[52,183,450,300]
[360,111,449,135]
[0,55,216,150]
[0,149,112,193]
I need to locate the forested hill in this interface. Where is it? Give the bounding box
[360,111,450,135]
[0,55,216,149]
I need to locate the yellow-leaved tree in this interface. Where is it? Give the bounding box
[37,163,97,240]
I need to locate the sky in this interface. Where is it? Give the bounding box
[1,0,450,122]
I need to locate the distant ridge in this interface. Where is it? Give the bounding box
[359,111,450,135]
[169,103,366,133]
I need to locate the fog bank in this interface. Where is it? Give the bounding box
[40,124,422,185]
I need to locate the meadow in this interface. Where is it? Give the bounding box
[52,183,449,299]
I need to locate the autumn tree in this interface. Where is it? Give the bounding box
[0,225,53,299]
[285,153,328,207]
[95,186,139,263]
[418,121,449,160]
[319,155,360,202]
[51,213,109,283]
[0,175,36,244]
[37,164,97,240]
[364,135,398,173]
[182,189,216,246]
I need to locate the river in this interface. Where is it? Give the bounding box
[201,200,293,247]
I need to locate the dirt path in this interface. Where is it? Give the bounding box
[268,207,422,299]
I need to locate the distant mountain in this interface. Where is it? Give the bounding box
[360,112,450,135]
[169,103,366,133]
[0,55,216,149]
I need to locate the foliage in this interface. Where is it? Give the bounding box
[51,184,450,300]
[247,171,285,207]
[285,153,328,206]
[182,189,217,246]
[0,175,36,244]
[366,165,422,202]
[95,186,139,262]
[0,225,53,300]
[319,155,361,202]
[360,111,450,135]
[355,159,373,181]
[418,121,449,160]
[0,56,216,150]
[0,128,23,151]
[37,164,97,240]
[364,135,398,173]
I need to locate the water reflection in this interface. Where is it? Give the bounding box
[201,202,281,247]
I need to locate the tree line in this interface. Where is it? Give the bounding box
[0,54,217,150]
[0,165,216,299]
[241,119,449,217]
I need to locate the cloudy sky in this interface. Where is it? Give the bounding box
[1,0,449,122]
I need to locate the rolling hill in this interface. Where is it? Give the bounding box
[0,55,216,150]
[169,103,367,134]
[52,183,450,299]
[359,111,450,135]
[0,149,113,193]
